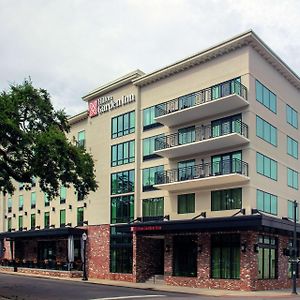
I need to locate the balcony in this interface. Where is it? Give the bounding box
[155,79,248,127]
[155,121,249,159]
[154,158,249,192]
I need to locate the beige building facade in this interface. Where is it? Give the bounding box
[1,30,300,290]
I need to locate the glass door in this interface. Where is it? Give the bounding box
[178,160,195,181]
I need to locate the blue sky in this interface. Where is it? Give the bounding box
[0,0,299,116]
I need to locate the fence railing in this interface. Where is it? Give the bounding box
[155,79,247,117]
[154,158,248,185]
[155,121,248,151]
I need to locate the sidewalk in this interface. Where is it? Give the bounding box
[0,270,299,298]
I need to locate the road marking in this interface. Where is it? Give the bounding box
[90,295,165,300]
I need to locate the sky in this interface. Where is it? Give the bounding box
[0,0,299,116]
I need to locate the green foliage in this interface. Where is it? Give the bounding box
[0,79,97,199]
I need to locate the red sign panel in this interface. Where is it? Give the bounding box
[131,226,162,232]
[88,99,98,117]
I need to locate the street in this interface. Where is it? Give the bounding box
[0,273,299,300]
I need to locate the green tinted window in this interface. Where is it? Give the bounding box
[211,188,242,211]
[256,152,277,180]
[77,207,84,226]
[143,134,164,159]
[256,190,277,215]
[60,209,66,227]
[287,168,298,190]
[287,136,298,159]
[142,165,164,191]
[142,197,164,217]
[256,116,277,146]
[31,214,36,229]
[44,212,50,228]
[287,200,299,221]
[111,195,134,224]
[111,140,135,166]
[256,80,277,113]
[111,111,135,139]
[111,169,135,195]
[177,193,195,214]
[287,105,298,129]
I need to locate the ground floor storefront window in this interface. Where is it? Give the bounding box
[110,227,133,273]
[211,234,240,279]
[173,235,197,277]
[258,235,277,279]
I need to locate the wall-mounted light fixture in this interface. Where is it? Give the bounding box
[241,243,247,252]
[83,221,89,226]
[69,205,72,210]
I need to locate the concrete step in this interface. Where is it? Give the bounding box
[144,274,164,285]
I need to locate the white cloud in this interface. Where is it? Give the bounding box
[0,0,299,115]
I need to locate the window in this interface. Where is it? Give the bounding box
[111,111,135,139]
[142,165,164,191]
[77,191,84,201]
[19,195,24,211]
[111,140,135,167]
[111,170,134,195]
[287,168,299,190]
[211,234,240,279]
[257,235,277,279]
[173,236,197,277]
[287,200,299,221]
[31,192,36,209]
[178,126,195,145]
[177,193,195,214]
[211,114,242,137]
[7,217,12,231]
[44,193,50,207]
[211,188,242,211]
[31,176,36,187]
[60,209,66,227]
[110,227,133,273]
[143,134,164,160]
[287,136,298,159]
[287,105,298,129]
[212,151,242,175]
[255,80,277,113]
[178,159,195,180]
[77,130,86,148]
[256,190,278,215]
[44,212,50,228]
[77,207,84,226]
[111,195,134,224]
[256,116,277,146]
[18,215,23,230]
[142,198,164,220]
[31,214,36,229]
[60,186,67,204]
[256,152,277,180]
[7,197,12,213]
[143,106,162,130]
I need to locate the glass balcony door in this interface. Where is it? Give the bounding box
[178,160,195,181]
[211,151,242,175]
[211,114,242,138]
[178,126,196,145]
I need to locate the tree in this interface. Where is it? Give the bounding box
[0,79,97,199]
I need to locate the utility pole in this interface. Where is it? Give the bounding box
[292,200,298,295]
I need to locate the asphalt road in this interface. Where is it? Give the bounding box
[0,273,199,300]
[0,273,299,300]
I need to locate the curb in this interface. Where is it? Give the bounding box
[0,270,297,298]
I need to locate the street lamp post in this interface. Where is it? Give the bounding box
[82,232,88,281]
[292,200,298,295]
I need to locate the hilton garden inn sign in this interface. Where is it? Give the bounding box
[89,94,135,117]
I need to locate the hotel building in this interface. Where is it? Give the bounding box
[1,30,300,290]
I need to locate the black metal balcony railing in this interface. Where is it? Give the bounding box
[155,79,247,117]
[141,216,164,222]
[154,158,248,185]
[155,121,248,151]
